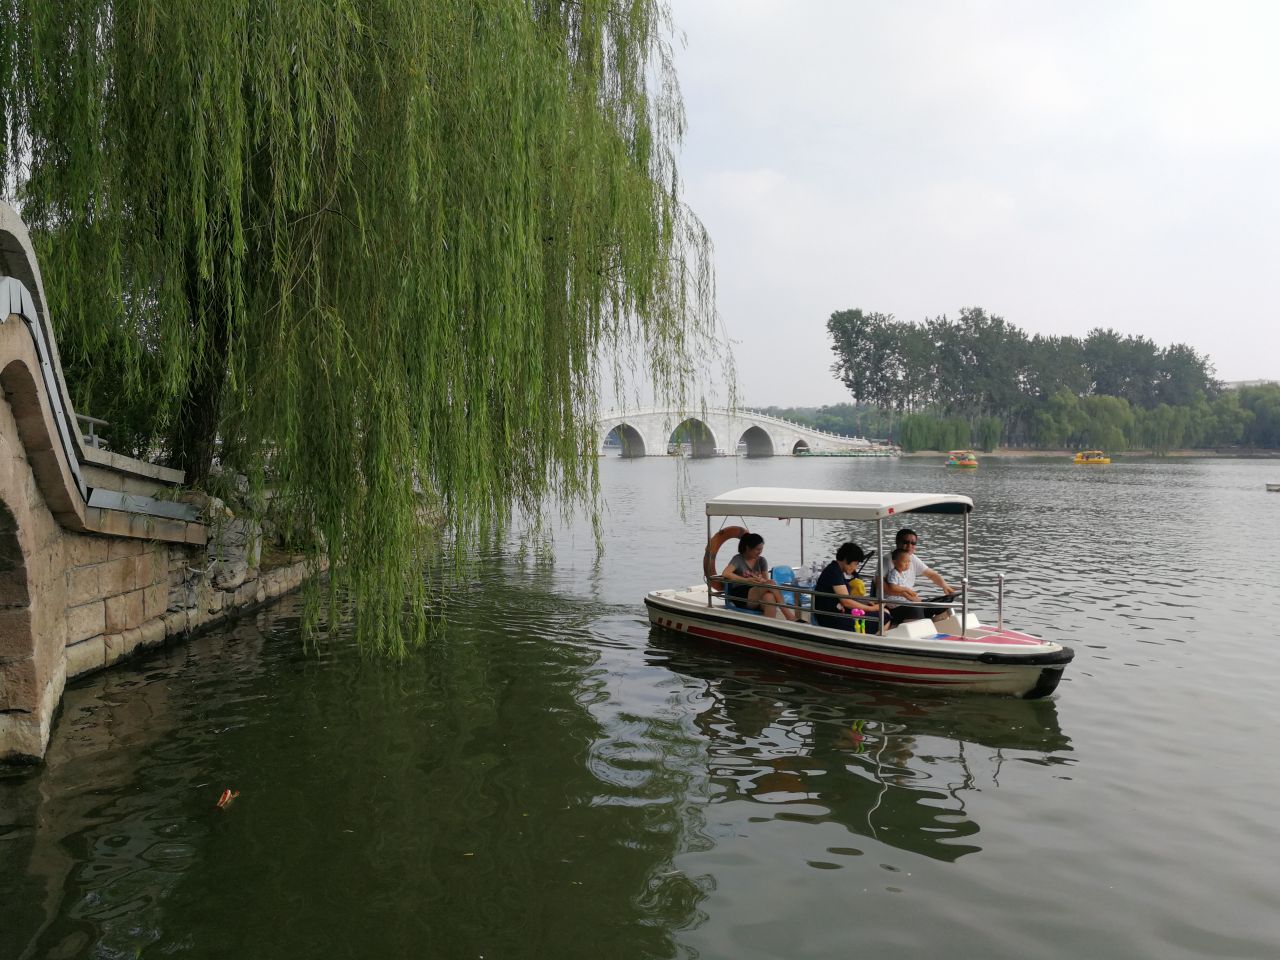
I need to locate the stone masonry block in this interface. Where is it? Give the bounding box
[66,564,101,607]
[14,412,55,452]
[143,581,168,620]
[107,537,144,560]
[151,550,172,585]
[81,464,125,492]
[104,629,141,665]
[66,600,105,644]
[98,556,138,596]
[65,636,106,678]
[145,548,171,585]
[95,509,133,538]
[138,618,165,650]
[0,656,37,711]
[0,564,30,608]
[25,501,62,553]
[0,606,33,661]
[69,535,111,567]
[132,551,154,590]
[130,514,187,541]
[161,610,190,638]
[104,589,145,634]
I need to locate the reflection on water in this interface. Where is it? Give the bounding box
[3,456,1280,959]
[649,630,1071,864]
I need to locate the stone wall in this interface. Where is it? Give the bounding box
[63,533,313,684]
[0,370,317,761]
[0,202,319,763]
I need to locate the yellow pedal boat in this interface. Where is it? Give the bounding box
[1072,450,1110,465]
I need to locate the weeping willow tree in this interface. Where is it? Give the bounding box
[1,0,720,650]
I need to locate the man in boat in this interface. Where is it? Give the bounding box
[878,528,958,625]
[813,543,886,632]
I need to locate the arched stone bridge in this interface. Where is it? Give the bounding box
[598,407,895,458]
[0,202,313,763]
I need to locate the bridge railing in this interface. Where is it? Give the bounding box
[598,406,898,449]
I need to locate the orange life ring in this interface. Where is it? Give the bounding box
[703,525,749,588]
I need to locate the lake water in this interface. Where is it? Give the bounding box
[4,456,1280,959]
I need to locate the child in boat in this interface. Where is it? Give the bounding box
[886,548,912,598]
[885,547,925,624]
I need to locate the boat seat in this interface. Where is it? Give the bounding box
[888,618,941,640]
[932,612,981,634]
[771,565,801,609]
[725,598,765,616]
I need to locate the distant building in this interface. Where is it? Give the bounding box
[1223,379,1280,390]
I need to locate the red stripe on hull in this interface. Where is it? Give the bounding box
[683,622,997,680]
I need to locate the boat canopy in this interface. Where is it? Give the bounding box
[706,487,974,521]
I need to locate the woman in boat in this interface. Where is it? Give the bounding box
[721,532,797,621]
[813,542,886,633]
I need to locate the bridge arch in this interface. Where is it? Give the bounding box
[737,425,775,458]
[0,496,33,720]
[668,417,720,458]
[595,407,893,457]
[602,423,647,458]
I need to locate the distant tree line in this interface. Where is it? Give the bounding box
[820,307,1280,453]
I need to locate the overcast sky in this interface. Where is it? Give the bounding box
[668,0,1280,407]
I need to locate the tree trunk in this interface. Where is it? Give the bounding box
[167,251,231,483]
[167,336,228,482]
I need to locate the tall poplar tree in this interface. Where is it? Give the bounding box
[1,0,718,650]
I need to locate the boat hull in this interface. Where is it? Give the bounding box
[645,590,1071,699]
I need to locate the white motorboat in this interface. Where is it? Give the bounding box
[645,487,1074,699]
[1267,483,1280,492]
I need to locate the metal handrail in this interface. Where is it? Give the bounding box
[76,412,109,449]
[707,577,964,630]
[708,571,1008,632]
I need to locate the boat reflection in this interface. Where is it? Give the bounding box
[647,627,1072,863]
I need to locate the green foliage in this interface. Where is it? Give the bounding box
[825,304,1253,451]
[975,416,1002,452]
[1078,395,1133,451]
[757,403,895,439]
[3,0,719,652]
[895,413,969,452]
[1133,404,1187,455]
[1237,385,1280,447]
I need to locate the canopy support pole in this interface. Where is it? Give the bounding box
[877,517,885,634]
[706,515,712,607]
[961,511,970,637]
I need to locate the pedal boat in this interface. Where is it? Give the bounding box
[644,487,1073,699]
[1073,450,1111,465]
[945,450,979,467]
